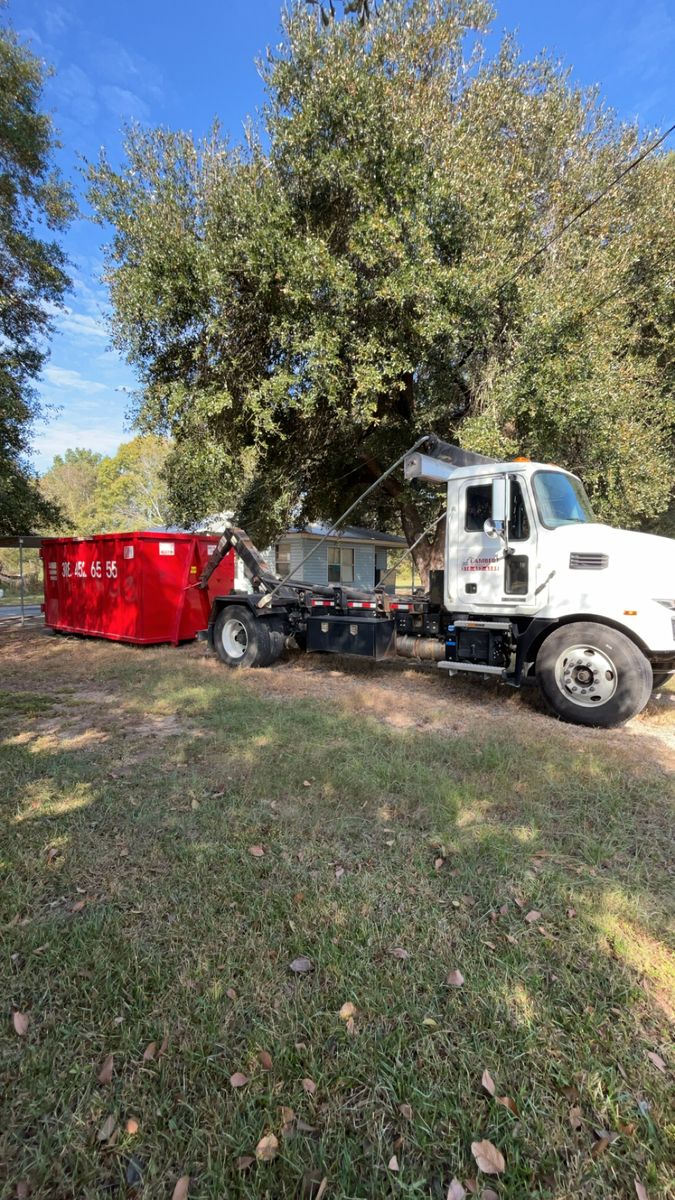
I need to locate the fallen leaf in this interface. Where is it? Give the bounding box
[471,1139,505,1174]
[158,1034,169,1057]
[619,1121,636,1136]
[236,1156,254,1171]
[98,1054,114,1084]
[504,933,517,945]
[646,1050,666,1073]
[497,1095,518,1115]
[258,1050,273,1070]
[296,1118,316,1132]
[226,987,237,1001]
[399,1103,413,1120]
[346,1016,355,1035]
[335,866,345,878]
[482,1191,499,1200]
[172,1176,189,1200]
[524,910,541,923]
[483,941,497,951]
[567,907,577,918]
[230,1072,248,1088]
[248,845,265,857]
[97,1114,117,1142]
[561,1084,580,1104]
[447,969,465,987]
[447,1179,466,1199]
[591,1136,610,1158]
[190,797,200,810]
[12,1011,29,1036]
[339,1002,356,1021]
[126,1118,139,1134]
[302,1077,317,1094]
[423,1017,438,1028]
[280,1105,296,1134]
[315,1180,328,1200]
[47,846,59,861]
[389,947,409,960]
[256,1132,279,1162]
[569,1106,583,1131]
[289,956,313,973]
[634,1180,648,1200]
[70,899,86,913]
[142,1041,156,1061]
[434,857,445,871]
[388,1155,399,1172]
[481,1069,495,1096]
[16,1182,30,1200]
[464,1179,478,1194]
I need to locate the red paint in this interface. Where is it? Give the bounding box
[40,532,234,645]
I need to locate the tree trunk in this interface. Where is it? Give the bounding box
[398,503,445,591]
[359,452,446,592]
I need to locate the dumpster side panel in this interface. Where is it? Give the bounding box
[41,533,235,645]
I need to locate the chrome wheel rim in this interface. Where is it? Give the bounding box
[554,643,617,708]
[222,618,248,659]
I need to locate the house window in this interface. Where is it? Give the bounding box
[276,542,291,578]
[327,545,354,583]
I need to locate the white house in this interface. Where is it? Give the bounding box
[271,524,406,590]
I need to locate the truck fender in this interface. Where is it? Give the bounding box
[515,612,652,680]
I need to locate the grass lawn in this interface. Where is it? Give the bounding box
[0,593,43,608]
[1,627,673,1199]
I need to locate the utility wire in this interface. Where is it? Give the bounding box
[499,122,675,291]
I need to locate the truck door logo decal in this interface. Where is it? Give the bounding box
[461,555,499,573]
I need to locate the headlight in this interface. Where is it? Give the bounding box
[655,599,675,610]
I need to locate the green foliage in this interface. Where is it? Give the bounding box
[0,14,75,534]
[93,434,172,531]
[40,436,172,535]
[40,448,103,534]
[87,0,675,570]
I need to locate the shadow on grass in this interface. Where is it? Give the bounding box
[0,639,673,1199]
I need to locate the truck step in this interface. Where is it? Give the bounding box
[438,661,506,677]
[452,619,513,631]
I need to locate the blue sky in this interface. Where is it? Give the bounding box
[12,0,675,472]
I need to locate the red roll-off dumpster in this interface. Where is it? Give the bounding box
[40,532,235,645]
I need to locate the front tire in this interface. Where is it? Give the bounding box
[213,604,283,669]
[536,621,652,727]
[652,670,674,691]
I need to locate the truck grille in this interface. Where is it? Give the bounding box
[569,552,609,570]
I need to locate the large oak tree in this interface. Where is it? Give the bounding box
[0,14,74,534]
[88,0,674,580]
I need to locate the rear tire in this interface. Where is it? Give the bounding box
[213,604,282,669]
[536,621,652,727]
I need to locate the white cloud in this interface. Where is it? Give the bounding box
[51,63,99,126]
[32,420,128,471]
[99,84,150,122]
[57,309,108,340]
[42,366,108,394]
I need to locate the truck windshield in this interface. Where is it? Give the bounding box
[532,471,595,528]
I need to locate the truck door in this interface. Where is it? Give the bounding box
[453,475,537,610]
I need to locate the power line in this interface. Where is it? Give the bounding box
[499,122,675,291]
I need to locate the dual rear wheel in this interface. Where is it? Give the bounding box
[213,604,284,669]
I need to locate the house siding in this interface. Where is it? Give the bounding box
[270,535,399,589]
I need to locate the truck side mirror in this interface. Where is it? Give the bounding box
[491,476,507,524]
[485,476,509,548]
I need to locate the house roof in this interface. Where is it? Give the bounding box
[286,523,406,547]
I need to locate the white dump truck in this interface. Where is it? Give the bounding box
[201,436,675,728]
